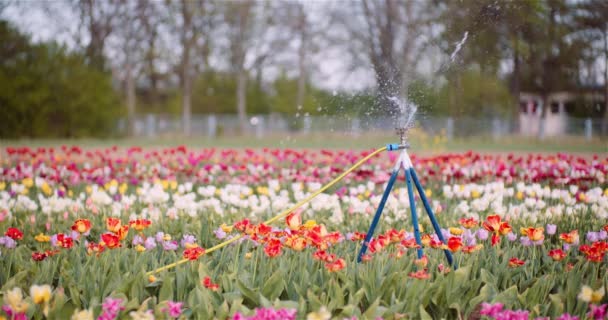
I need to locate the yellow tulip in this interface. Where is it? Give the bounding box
[118,183,128,195]
[303,220,317,229]
[307,307,331,320]
[22,178,33,188]
[449,227,463,236]
[30,284,52,304]
[578,285,604,303]
[71,309,94,320]
[4,287,29,313]
[35,233,51,242]
[41,182,52,196]
[220,223,234,233]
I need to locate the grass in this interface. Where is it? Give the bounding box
[0,133,606,153]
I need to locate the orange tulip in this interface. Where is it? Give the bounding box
[263,239,282,257]
[548,249,566,261]
[559,230,579,244]
[325,258,346,272]
[508,257,525,268]
[116,225,129,240]
[285,211,302,230]
[106,217,122,233]
[458,217,479,229]
[523,227,545,241]
[312,250,335,262]
[183,247,205,260]
[482,215,511,246]
[401,238,421,249]
[421,234,432,247]
[285,236,307,251]
[101,233,121,249]
[71,219,92,233]
[129,219,151,231]
[415,255,429,268]
[408,269,430,279]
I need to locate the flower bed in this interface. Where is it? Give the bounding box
[0,146,607,319]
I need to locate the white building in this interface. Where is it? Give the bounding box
[519,89,604,136]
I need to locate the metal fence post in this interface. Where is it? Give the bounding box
[207,115,217,138]
[351,118,361,135]
[256,116,264,139]
[146,114,156,138]
[585,118,592,140]
[303,116,311,134]
[446,117,454,141]
[492,118,501,140]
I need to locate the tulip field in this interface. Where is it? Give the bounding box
[1,145,607,320]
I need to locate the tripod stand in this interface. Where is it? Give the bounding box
[356,145,455,267]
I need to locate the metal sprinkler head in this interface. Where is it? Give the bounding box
[395,127,410,149]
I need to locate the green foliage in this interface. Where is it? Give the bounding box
[270,73,316,115]
[192,71,270,114]
[0,20,121,138]
[437,70,514,117]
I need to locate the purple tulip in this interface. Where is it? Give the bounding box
[476,229,489,241]
[144,237,157,250]
[132,235,144,246]
[181,234,197,248]
[587,232,599,242]
[507,232,517,241]
[162,240,179,251]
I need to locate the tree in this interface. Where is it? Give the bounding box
[74,0,122,70]
[164,0,214,136]
[576,0,608,133]
[109,1,156,136]
[221,1,291,132]
[0,20,120,138]
[332,0,430,116]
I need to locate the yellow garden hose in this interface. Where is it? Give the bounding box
[146,146,388,275]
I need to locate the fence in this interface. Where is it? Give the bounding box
[117,114,607,140]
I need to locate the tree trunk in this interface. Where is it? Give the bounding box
[180,0,193,137]
[126,61,136,136]
[603,24,608,135]
[511,36,521,119]
[296,24,306,111]
[182,62,192,136]
[237,69,248,133]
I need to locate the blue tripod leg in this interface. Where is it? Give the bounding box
[405,169,424,259]
[357,169,400,263]
[410,168,456,268]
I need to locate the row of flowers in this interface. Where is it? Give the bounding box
[2,147,606,189]
[2,210,607,275]
[1,179,607,230]
[2,285,606,320]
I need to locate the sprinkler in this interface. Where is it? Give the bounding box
[358,126,456,268]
